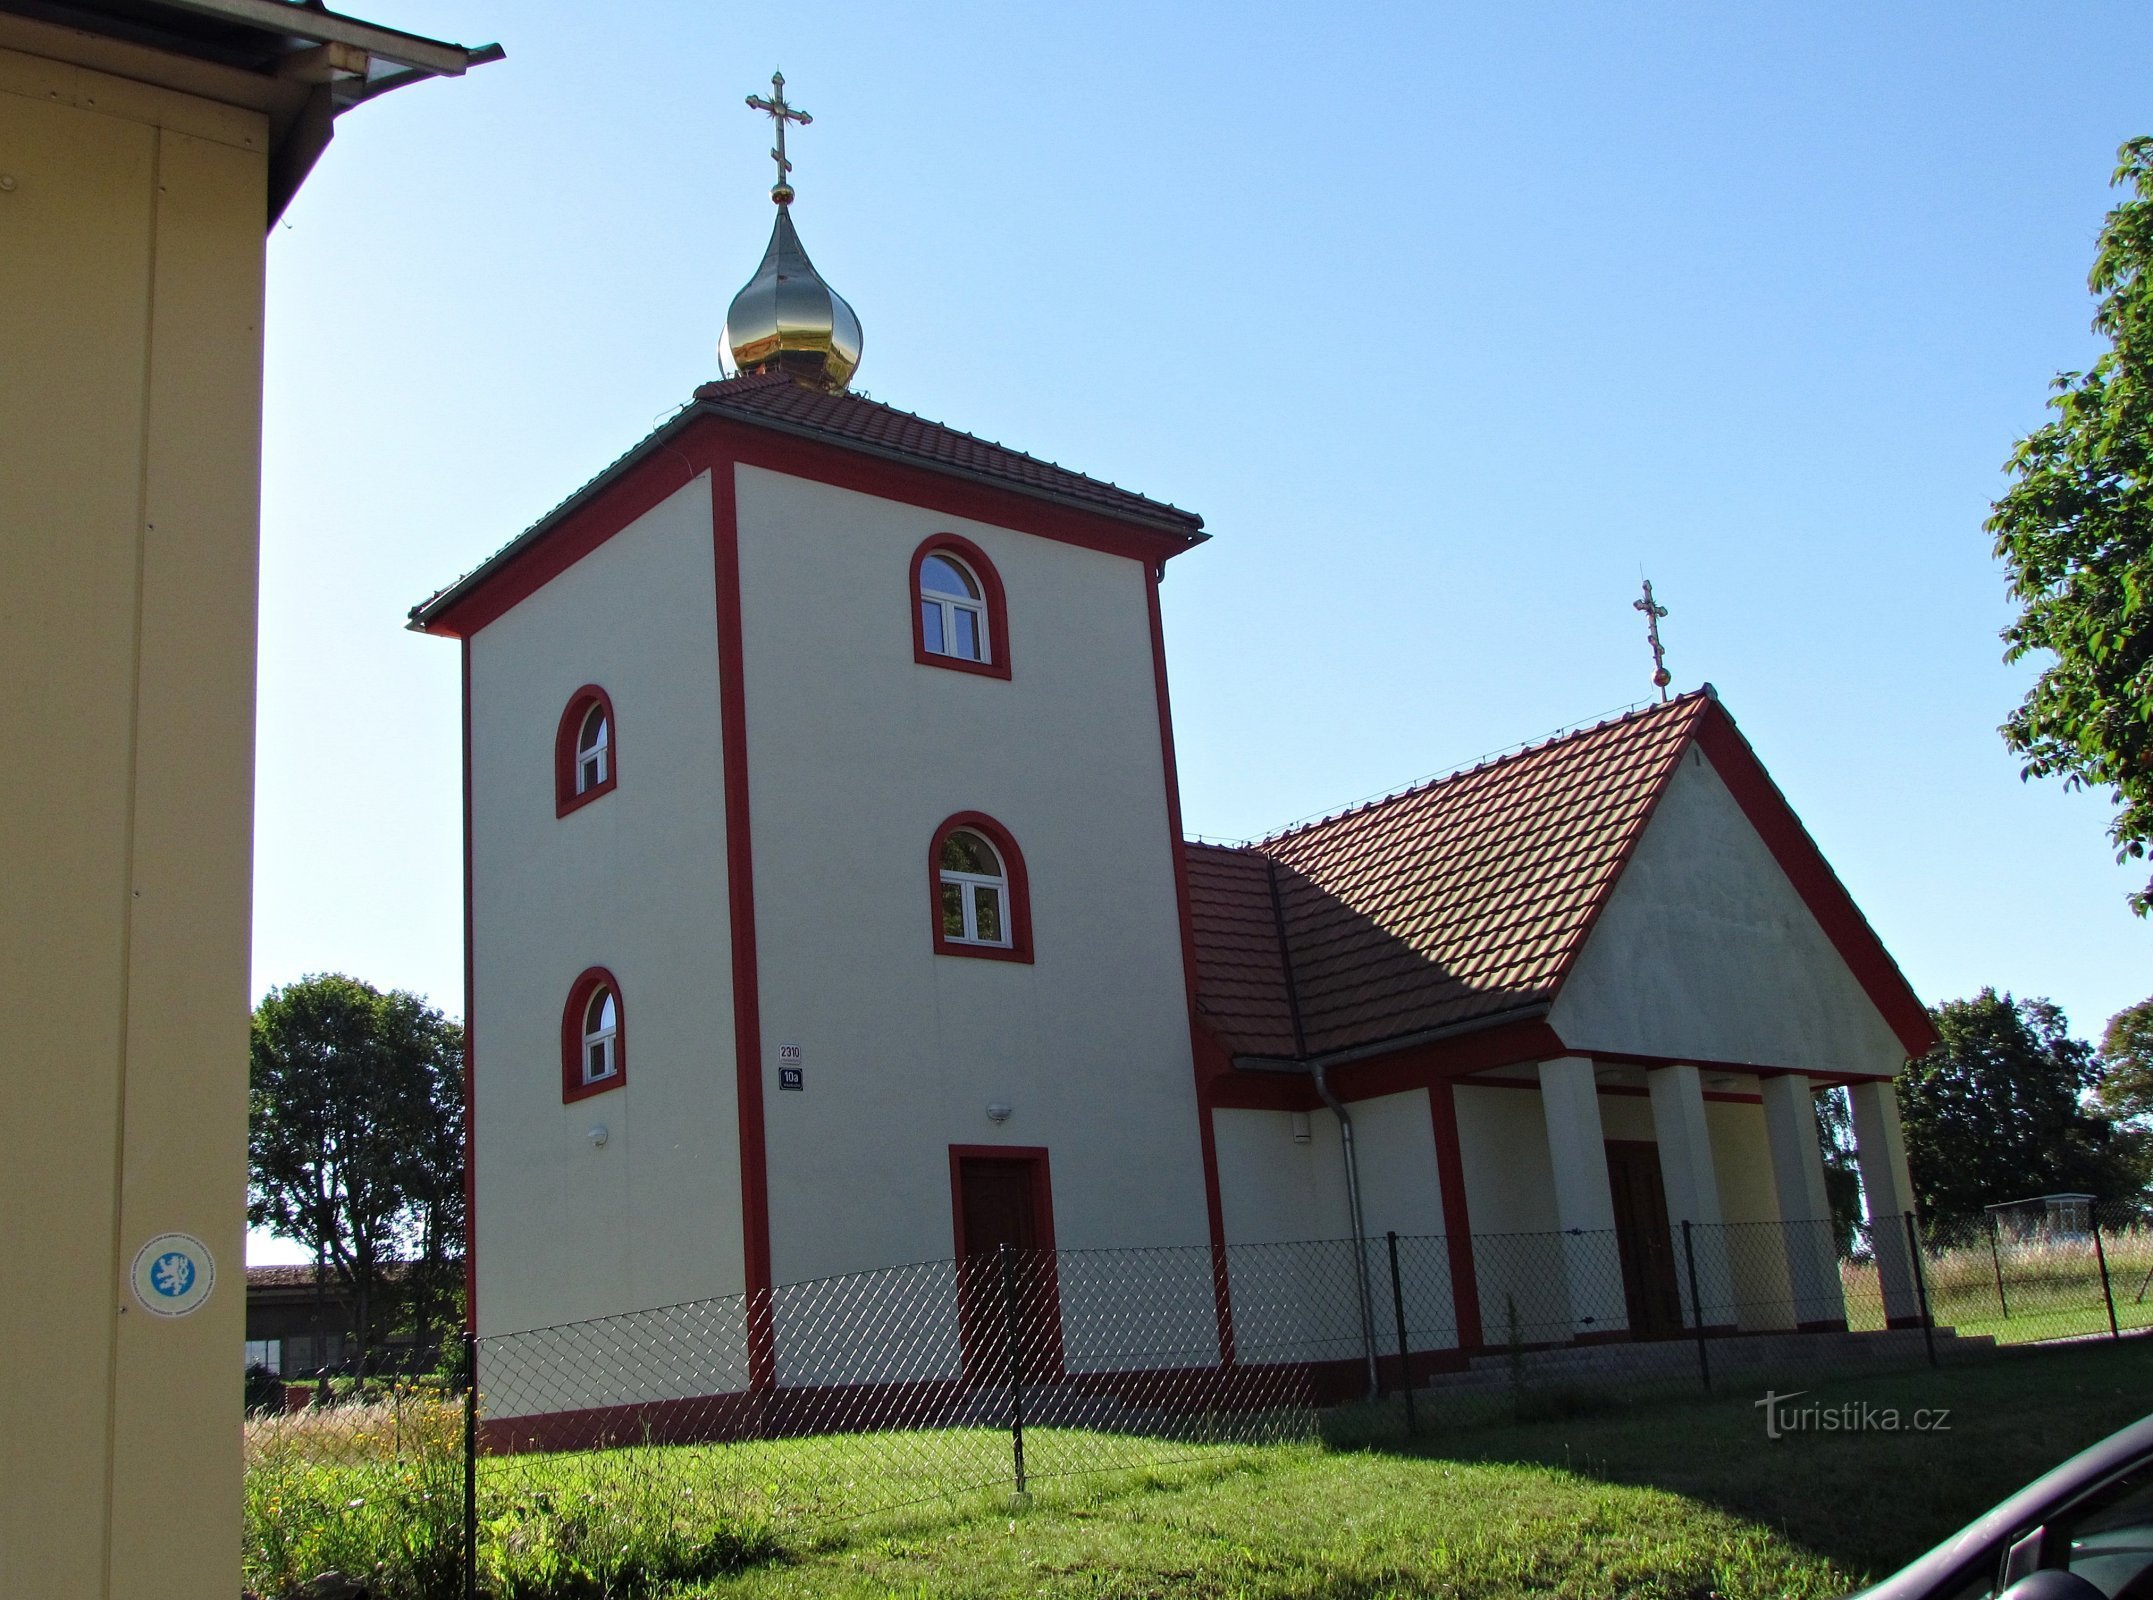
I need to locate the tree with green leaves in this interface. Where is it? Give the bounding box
[1991,137,2153,914]
[249,974,464,1377]
[2098,994,2153,1124]
[1898,989,2141,1225]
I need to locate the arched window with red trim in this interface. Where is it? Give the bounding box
[929,813,1033,963]
[555,686,617,816]
[911,535,1012,681]
[562,967,625,1102]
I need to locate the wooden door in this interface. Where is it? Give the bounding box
[952,1153,1062,1383]
[1604,1140,1685,1337]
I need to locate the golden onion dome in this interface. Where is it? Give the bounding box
[723,203,862,392]
[723,72,861,392]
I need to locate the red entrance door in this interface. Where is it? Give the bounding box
[951,1149,1061,1383]
[1604,1140,1685,1337]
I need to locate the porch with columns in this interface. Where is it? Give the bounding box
[1520,1058,1917,1345]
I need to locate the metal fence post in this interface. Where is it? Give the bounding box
[1904,1212,1937,1367]
[1000,1244,1028,1497]
[2092,1216,2121,1340]
[1681,1220,1711,1394]
[1986,1213,2010,1320]
[462,1330,479,1600]
[1385,1231,1416,1436]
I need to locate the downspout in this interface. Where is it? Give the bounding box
[1266,858,1380,1399]
[1312,1060,1380,1399]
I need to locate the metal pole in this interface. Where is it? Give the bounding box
[1386,1231,1417,1436]
[1000,1244,1027,1497]
[1681,1220,1711,1394]
[1986,1213,2010,1320]
[1904,1212,1937,1368]
[2092,1217,2121,1340]
[462,1330,478,1600]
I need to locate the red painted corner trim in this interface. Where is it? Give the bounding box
[929,811,1035,963]
[554,685,618,818]
[708,452,777,1390]
[560,967,626,1104]
[1148,569,1235,1363]
[460,642,478,1334]
[946,1145,1061,1258]
[1692,704,1938,1059]
[910,533,1013,681]
[1427,1079,1483,1350]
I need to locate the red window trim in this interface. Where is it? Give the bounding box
[911,534,1012,681]
[929,811,1034,964]
[555,686,618,818]
[561,966,626,1103]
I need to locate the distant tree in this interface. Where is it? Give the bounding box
[1898,989,2139,1225]
[1989,137,2153,914]
[2098,995,2153,1125]
[249,974,464,1376]
[1813,1087,1866,1251]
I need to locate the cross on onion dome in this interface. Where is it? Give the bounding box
[1634,579,1672,701]
[746,70,813,204]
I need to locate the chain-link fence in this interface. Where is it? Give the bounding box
[242,1208,2147,1599]
[1888,1198,2153,1347]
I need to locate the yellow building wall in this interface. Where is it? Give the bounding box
[0,44,265,1600]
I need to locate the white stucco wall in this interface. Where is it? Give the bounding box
[1457,1084,1572,1345]
[1211,1093,1456,1360]
[468,473,743,1341]
[1707,1099,1798,1329]
[730,466,1215,1321]
[1549,749,1908,1077]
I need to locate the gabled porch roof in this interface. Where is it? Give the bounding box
[1185,690,1935,1078]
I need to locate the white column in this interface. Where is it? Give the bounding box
[1538,1057,1628,1338]
[1849,1078,1922,1325]
[1647,1065,1735,1328]
[1760,1074,1847,1328]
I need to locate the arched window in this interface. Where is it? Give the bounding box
[576,703,610,792]
[561,967,625,1102]
[929,812,1033,962]
[555,686,618,816]
[911,535,1012,681]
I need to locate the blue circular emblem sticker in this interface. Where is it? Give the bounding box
[131,1232,214,1318]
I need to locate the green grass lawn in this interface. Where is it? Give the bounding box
[246,1336,2153,1599]
[675,1337,2153,1600]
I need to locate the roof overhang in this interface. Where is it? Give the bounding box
[0,0,501,223]
[410,399,1207,639]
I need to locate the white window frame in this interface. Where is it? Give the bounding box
[919,554,990,664]
[938,831,1011,947]
[581,987,619,1085]
[576,703,610,794]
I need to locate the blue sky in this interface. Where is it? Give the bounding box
[250,3,2149,1255]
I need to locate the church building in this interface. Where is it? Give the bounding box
[411,79,1937,1413]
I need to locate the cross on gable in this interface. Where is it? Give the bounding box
[1634,578,1672,700]
[745,70,813,201]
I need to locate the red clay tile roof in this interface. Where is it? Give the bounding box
[1189,694,1712,1061]
[1185,843,1301,1060]
[690,374,1205,536]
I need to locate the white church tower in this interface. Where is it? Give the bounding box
[412,77,1224,1362]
